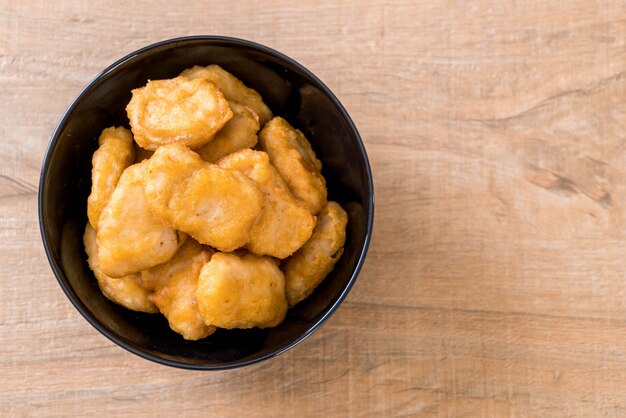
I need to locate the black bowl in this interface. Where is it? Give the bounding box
[39,36,374,370]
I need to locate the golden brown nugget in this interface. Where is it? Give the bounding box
[142,143,263,252]
[197,102,260,163]
[83,224,157,313]
[126,76,233,151]
[196,252,287,329]
[259,117,327,215]
[283,202,348,307]
[180,65,272,126]
[97,162,185,277]
[87,127,135,229]
[142,239,216,340]
[218,149,315,258]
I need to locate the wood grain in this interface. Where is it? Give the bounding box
[2,0,626,416]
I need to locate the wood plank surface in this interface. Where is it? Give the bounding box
[1,1,626,416]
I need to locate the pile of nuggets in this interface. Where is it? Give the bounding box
[84,65,348,340]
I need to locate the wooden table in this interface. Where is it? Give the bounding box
[2,1,625,416]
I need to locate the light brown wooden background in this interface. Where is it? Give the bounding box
[2,1,626,416]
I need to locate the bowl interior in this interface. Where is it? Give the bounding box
[40,37,373,369]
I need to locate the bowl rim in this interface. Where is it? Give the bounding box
[39,35,375,370]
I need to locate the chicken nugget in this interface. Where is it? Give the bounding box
[142,239,216,340]
[259,117,327,215]
[83,223,157,313]
[282,202,348,307]
[126,76,233,151]
[97,161,186,277]
[180,65,272,126]
[197,102,260,163]
[218,149,315,258]
[196,252,287,329]
[142,143,263,252]
[87,127,135,229]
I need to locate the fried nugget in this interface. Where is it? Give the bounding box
[97,161,186,277]
[282,202,348,307]
[142,143,263,252]
[218,149,315,258]
[141,239,216,340]
[87,127,135,229]
[126,76,233,151]
[84,223,157,313]
[259,117,327,215]
[180,65,272,126]
[197,102,260,163]
[196,252,287,329]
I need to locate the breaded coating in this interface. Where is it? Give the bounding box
[83,223,157,313]
[218,149,315,258]
[97,161,186,277]
[283,202,348,307]
[142,239,216,340]
[142,143,263,252]
[126,76,233,150]
[196,252,287,329]
[180,65,272,126]
[87,127,135,229]
[259,117,327,214]
[197,102,260,163]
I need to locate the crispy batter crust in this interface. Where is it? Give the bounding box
[142,143,264,252]
[197,102,260,163]
[87,127,135,229]
[142,239,216,340]
[96,161,186,277]
[196,252,287,329]
[180,65,272,126]
[84,223,158,313]
[218,149,315,258]
[282,202,348,307]
[126,76,232,150]
[259,117,327,214]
